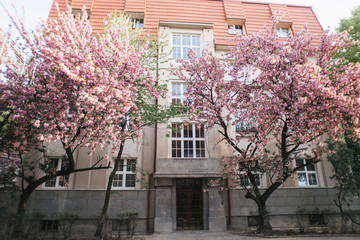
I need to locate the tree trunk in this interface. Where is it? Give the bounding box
[94,141,125,237]
[257,202,272,232]
[12,184,36,238]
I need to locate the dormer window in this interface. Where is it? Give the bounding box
[228,24,243,35]
[277,27,290,38]
[132,18,144,29]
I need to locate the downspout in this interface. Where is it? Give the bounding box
[147,47,160,233]
[226,179,232,225]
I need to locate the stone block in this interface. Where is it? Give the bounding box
[209,216,227,231]
[300,188,328,197]
[314,196,335,206]
[267,197,285,207]
[154,217,172,232]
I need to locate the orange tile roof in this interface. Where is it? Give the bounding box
[269,3,293,23]
[48,0,323,46]
[48,0,72,20]
[71,0,93,10]
[125,0,145,13]
[223,0,246,20]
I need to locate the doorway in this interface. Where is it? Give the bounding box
[176,179,203,230]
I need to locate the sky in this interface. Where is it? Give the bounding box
[0,0,359,33]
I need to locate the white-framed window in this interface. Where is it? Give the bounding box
[235,109,253,133]
[296,159,318,186]
[171,83,192,113]
[238,171,261,188]
[277,28,290,38]
[171,123,205,158]
[228,24,243,35]
[132,18,144,28]
[172,34,201,59]
[112,159,136,189]
[230,65,249,83]
[171,83,187,105]
[44,158,69,188]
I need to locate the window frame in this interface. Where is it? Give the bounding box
[228,24,243,35]
[277,27,290,38]
[235,109,254,133]
[171,82,188,106]
[296,159,319,187]
[172,34,201,59]
[43,158,69,189]
[112,158,136,190]
[237,171,262,188]
[132,18,144,29]
[171,123,206,159]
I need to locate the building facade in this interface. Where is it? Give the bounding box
[1,0,359,236]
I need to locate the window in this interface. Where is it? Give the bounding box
[173,34,200,59]
[238,171,261,188]
[44,158,69,188]
[235,110,253,133]
[236,121,253,132]
[172,123,205,158]
[171,83,188,104]
[132,18,144,28]
[41,220,59,232]
[230,65,249,82]
[296,159,318,186]
[228,24,243,35]
[277,28,290,38]
[112,159,136,189]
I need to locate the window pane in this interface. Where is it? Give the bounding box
[194,48,201,58]
[117,159,124,171]
[49,158,59,170]
[183,47,189,59]
[192,36,200,46]
[184,124,193,138]
[172,140,181,158]
[172,84,181,96]
[127,160,136,171]
[296,159,305,171]
[45,178,56,187]
[184,141,193,158]
[173,35,181,45]
[182,35,191,45]
[308,174,318,185]
[113,174,123,187]
[306,160,315,171]
[172,123,180,138]
[173,46,181,59]
[58,175,69,187]
[298,173,307,186]
[195,125,204,138]
[125,174,135,187]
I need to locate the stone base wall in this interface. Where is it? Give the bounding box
[1,187,360,238]
[224,187,360,231]
[0,189,155,239]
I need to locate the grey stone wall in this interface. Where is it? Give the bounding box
[224,187,360,229]
[0,189,155,235]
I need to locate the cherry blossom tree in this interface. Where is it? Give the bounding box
[93,12,178,237]
[173,20,360,232]
[0,5,159,236]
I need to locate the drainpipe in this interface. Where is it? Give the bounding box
[226,179,232,225]
[147,46,160,233]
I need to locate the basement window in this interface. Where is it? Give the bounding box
[309,214,325,226]
[41,220,59,232]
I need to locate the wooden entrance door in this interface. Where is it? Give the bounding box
[176,179,203,230]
